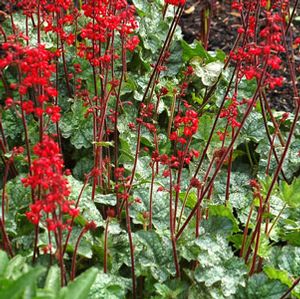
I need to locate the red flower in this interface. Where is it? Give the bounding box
[5,98,14,108]
[163,169,170,178]
[165,0,186,6]
[126,36,140,52]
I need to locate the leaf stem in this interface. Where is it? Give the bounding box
[169,170,181,278]
[103,217,109,273]
[71,228,87,280]
[125,200,136,299]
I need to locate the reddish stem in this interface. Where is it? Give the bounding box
[240,204,253,258]
[169,170,181,278]
[71,228,87,280]
[0,217,13,257]
[225,128,234,206]
[176,60,270,240]
[148,163,155,230]
[103,218,109,273]
[125,200,136,299]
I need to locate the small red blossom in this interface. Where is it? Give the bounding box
[173,184,180,192]
[163,169,171,178]
[190,177,201,188]
[280,112,289,123]
[294,37,300,46]
[85,221,97,231]
[249,179,260,190]
[115,167,125,180]
[5,97,13,107]
[107,207,116,218]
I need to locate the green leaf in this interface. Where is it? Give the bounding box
[191,59,224,87]
[92,141,114,148]
[58,268,98,299]
[118,134,135,163]
[4,254,27,279]
[264,266,291,287]
[208,205,239,233]
[179,192,197,209]
[215,49,226,62]
[59,101,93,149]
[120,77,138,95]
[140,130,154,148]
[163,41,183,77]
[281,231,300,246]
[68,176,104,227]
[238,77,257,99]
[94,193,116,206]
[134,0,173,55]
[255,139,279,179]
[88,272,131,299]
[268,246,300,296]
[132,0,153,15]
[103,230,131,273]
[240,111,265,143]
[0,267,45,299]
[194,114,216,142]
[270,246,300,278]
[180,40,211,62]
[188,283,223,299]
[154,279,188,299]
[282,138,300,180]
[202,216,236,236]
[35,288,58,299]
[73,157,94,181]
[1,109,23,140]
[1,175,32,237]
[129,185,169,230]
[236,273,288,299]
[213,165,252,213]
[280,178,300,208]
[192,235,247,298]
[0,251,9,276]
[44,266,61,296]
[135,230,176,282]
[255,233,271,258]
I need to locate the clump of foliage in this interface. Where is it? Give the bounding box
[0,0,300,298]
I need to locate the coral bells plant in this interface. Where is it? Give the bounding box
[0,0,300,298]
[22,135,78,282]
[22,135,76,228]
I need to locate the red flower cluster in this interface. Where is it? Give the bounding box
[17,0,76,46]
[152,145,199,173]
[231,1,285,89]
[22,136,79,231]
[135,103,157,133]
[1,43,61,123]
[17,0,72,16]
[126,36,140,52]
[220,96,241,128]
[78,0,139,67]
[43,9,77,46]
[170,109,198,142]
[165,0,186,6]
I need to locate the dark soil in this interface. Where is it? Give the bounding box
[180,0,300,112]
